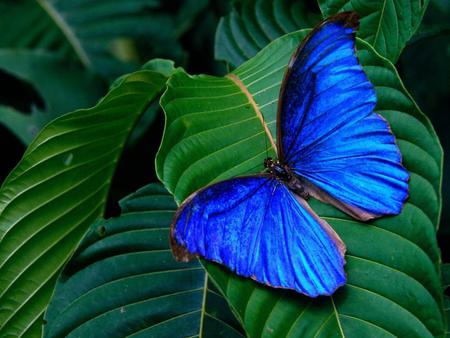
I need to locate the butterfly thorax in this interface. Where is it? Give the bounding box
[264,157,291,180]
[264,157,309,199]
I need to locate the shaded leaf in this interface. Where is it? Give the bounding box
[317,0,429,62]
[0,0,207,79]
[0,49,105,144]
[44,183,244,338]
[0,69,168,337]
[157,30,444,337]
[215,0,321,67]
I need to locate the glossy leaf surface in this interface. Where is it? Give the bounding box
[0,69,168,337]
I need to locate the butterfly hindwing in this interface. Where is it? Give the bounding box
[278,13,409,219]
[171,176,346,297]
[295,113,409,219]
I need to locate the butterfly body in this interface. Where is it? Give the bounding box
[169,12,409,297]
[264,157,309,199]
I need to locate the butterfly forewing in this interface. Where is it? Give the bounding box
[277,12,409,220]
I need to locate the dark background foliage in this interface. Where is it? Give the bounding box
[0,0,448,258]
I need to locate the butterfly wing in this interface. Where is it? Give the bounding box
[171,176,346,297]
[278,12,409,220]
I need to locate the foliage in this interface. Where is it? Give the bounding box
[0,0,447,337]
[317,0,429,62]
[0,0,214,145]
[215,0,321,67]
[0,67,169,337]
[0,50,105,145]
[44,183,244,337]
[0,0,207,79]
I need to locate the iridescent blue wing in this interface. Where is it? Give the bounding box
[171,176,346,297]
[278,13,409,220]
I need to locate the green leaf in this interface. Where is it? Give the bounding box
[215,0,321,67]
[44,183,244,338]
[143,58,177,77]
[0,69,168,337]
[0,49,105,145]
[126,59,177,146]
[0,0,202,79]
[317,0,429,62]
[157,30,444,337]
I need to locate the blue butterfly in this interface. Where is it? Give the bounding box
[170,12,409,297]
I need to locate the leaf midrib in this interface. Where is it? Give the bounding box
[36,0,91,67]
[198,275,208,338]
[227,73,277,151]
[331,296,346,337]
[371,0,389,46]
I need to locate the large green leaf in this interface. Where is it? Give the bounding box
[0,0,206,79]
[44,183,244,337]
[0,49,105,145]
[215,0,320,67]
[317,0,429,62]
[157,30,444,337]
[0,69,168,337]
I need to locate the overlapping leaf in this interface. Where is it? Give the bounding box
[0,49,105,144]
[0,69,168,337]
[216,0,429,67]
[44,183,244,338]
[157,30,444,337]
[215,0,320,67]
[317,0,429,62]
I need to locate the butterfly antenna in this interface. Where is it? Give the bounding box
[258,108,270,161]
